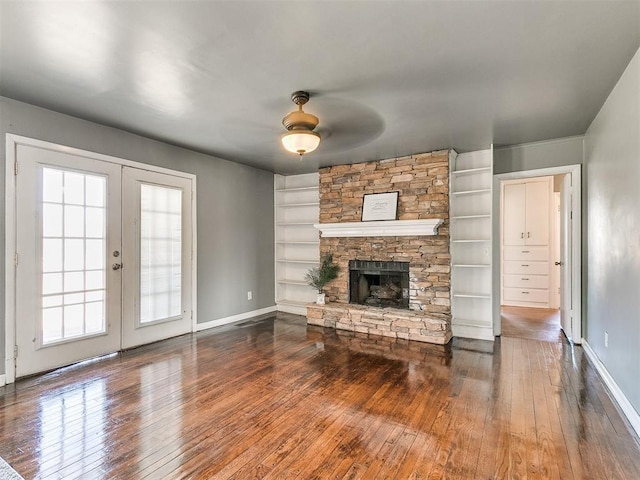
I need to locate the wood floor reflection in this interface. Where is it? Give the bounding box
[501,305,565,343]
[1,313,639,479]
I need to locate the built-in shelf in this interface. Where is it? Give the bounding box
[450,149,494,341]
[452,292,491,299]
[451,189,492,196]
[277,279,309,285]
[451,167,492,176]
[451,239,491,243]
[277,202,320,207]
[276,298,311,307]
[275,173,320,315]
[276,186,318,192]
[314,219,443,237]
[276,222,316,226]
[276,259,318,264]
[452,318,493,328]
[276,241,319,245]
[453,264,491,268]
[450,214,491,220]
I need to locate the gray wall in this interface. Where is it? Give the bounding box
[0,97,275,374]
[494,136,584,174]
[584,47,640,414]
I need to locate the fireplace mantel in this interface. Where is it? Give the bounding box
[314,219,443,237]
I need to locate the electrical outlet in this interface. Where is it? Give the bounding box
[604,331,609,348]
[247,291,252,300]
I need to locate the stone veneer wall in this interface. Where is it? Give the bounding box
[309,150,452,344]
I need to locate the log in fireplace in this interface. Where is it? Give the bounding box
[349,260,410,309]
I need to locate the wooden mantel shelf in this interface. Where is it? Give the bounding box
[314,219,444,237]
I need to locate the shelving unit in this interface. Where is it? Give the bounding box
[274,173,319,315]
[449,148,494,341]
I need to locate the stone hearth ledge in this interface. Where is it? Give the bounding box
[307,303,452,345]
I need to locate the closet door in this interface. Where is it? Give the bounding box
[525,181,550,245]
[503,183,526,245]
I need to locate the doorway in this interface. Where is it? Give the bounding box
[493,165,581,343]
[5,135,196,381]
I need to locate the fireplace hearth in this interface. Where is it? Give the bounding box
[349,260,410,309]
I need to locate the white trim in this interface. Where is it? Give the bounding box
[314,219,443,237]
[582,340,640,438]
[5,136,18,385]
[0,374,5,387]
[493,164,582,343]
[452,324,494,341]
[277,303,308,316]
[4,134,198,384]
[7,134,196,179]
[196,306,278,331]
[494,135,584,152]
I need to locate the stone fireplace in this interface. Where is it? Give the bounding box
[306,150,452,345]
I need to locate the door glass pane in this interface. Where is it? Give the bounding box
[139,183,182,324]
[41,167,107,345]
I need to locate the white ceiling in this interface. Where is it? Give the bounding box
[1,1,639,174]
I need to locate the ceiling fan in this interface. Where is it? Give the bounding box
[280,91,321,156]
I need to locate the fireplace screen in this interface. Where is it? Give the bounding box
[349,260,410,309]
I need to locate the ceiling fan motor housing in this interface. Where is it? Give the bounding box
[282,91,319,132]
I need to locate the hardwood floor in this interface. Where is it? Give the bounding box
[1,312,639,479]
[501,305,565,343]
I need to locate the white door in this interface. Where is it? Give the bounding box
[15,145,123,377]
[14,145,194,377]
[503,183,526,245]
[559,174,572,338]
[121,167,193,349]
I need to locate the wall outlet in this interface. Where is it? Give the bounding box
[247,291,252,300]
[604,331,609,348]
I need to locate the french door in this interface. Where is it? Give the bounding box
[14,143,193,378]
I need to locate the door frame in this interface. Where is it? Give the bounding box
[5,134,198,384]
[492,164,581,343]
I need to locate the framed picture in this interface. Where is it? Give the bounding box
[361,192,399,221]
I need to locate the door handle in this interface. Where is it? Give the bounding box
[555,261,562,266]
[112,263,123,270]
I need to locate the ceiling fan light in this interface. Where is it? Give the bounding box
[281,130,321,155]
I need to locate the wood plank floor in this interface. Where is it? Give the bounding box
[501,306,564,343]
[1,312,639,479]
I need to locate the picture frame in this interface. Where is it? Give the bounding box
[361,192,399,221]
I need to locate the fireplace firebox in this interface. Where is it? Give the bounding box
[349,260,410,309]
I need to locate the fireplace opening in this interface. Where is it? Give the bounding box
[349,260,410,309]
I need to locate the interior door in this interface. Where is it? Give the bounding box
[559,174,572,338]
[121,167,193,349]
[15,145,122,377]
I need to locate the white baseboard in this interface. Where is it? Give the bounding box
[0,374,5,387]
[583,339,640,438]
[196,306,277,332]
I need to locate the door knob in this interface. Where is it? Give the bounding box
[112,263,123,270]
[555,261,562,266]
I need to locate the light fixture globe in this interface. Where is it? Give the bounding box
[281,91,321,156]
[281,129,321,155]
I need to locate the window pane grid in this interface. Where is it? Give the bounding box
[41,168,107,345]
[139,184,182,324]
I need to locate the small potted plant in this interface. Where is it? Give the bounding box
[305,254,340,304]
